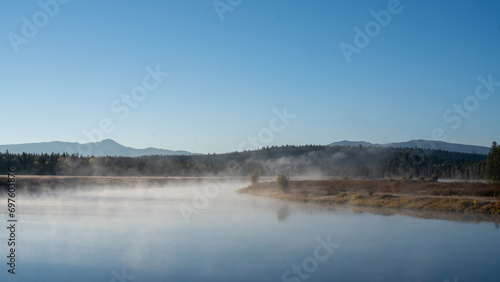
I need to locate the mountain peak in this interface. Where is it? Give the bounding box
[98,139,119,144]
[95,139,124,147]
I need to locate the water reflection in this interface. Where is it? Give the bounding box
[1,180,499,282]
[276,204,290,222]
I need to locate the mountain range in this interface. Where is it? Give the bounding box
[0,139,491,157]
[329,140,490,155]
[0,139,191,157]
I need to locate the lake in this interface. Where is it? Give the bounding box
[2,179,500,282]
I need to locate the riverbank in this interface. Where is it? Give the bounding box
[238,179,500,215]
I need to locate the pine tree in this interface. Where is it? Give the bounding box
[486,141,500,181]
[249,169,260,185]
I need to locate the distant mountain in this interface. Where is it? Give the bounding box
[0,139,191,157]
[329,139,490,155]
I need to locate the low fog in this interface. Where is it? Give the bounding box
[2,180,345,281]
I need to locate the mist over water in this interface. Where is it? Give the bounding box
[2,179,500,282]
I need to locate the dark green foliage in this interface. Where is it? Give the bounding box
[0,144,489,179]
[486,141,500,181]
[277,174,289,193]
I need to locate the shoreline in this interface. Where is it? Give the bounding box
[237,179,500,217]
[3,175,499,219]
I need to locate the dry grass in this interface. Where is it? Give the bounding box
[238,179,500,215]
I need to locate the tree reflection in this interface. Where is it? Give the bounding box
[277,204,290,222]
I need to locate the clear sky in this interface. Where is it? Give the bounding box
[1,0,499,153]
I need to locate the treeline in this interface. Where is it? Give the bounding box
[0,145,490,179]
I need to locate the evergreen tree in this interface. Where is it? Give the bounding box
[486,141,500,181]
[249,169,260,185]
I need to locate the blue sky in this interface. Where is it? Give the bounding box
[1,0,499,153]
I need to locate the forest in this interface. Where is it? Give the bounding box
[1,143,497,180]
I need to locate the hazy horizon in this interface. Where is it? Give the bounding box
[0,138,493,156]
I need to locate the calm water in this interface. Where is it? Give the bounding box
[2,179,499,282]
